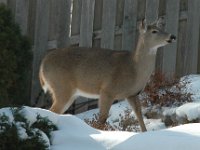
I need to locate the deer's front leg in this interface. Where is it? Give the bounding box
[127,95,147,132]
[98,92,114,124]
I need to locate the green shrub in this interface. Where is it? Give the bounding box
[0,4,32,107]
[0,107,57,150]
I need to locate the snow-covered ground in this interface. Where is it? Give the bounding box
[1,107,200,150]
[0,75,200,150]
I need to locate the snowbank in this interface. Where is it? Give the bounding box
[176,102,200,121]
[1,107,200,150]
[180,75,200,101]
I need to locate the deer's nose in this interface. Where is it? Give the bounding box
[170,35,176,41]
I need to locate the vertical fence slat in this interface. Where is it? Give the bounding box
[15,0,29,35]
[93,0,103,31]
[0,0,7,4]
[48,0,59,42]
[79,0,95,47]
[184,0,200,74]
[162,0,180,76]
[92,0,103,47]
[101,0,117,49]
[122,0,138,51]
[145,0,159,23]
[57,0,71,48]
[31,0,49,104]
[27,0,37,43]
[71,0,82,36]
[176,20,187,77]
[7,0,15,15]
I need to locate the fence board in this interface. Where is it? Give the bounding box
[116,0,124,27]
[15,0,29,35]
[93,0,103,47]
[162,0,180,76]
[79,0,95,47]
[7,0,15,14]
[176,20,187,77]
[145,0,159,23]
[57,0,71,48]
[114,0,124,50]
[122,0,138,51]
[93,0,102,31]
[31,0,49,104]
[48,0,59,42]
[0,0,7,4]
[184,0,200,74]
[27,0,36,43]
[101,0,117,49]
[71,0,82,36]
[137,0,146,20]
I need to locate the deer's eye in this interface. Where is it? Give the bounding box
[152,30,158,34]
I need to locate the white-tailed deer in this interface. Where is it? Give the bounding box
[39,18,176,132]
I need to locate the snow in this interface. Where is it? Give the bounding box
[176,102,200,121]
[1,107,200,150]
[1,74,200,149]
[15,122,28,140]
[144,119,166,131]
[113,124,200,150]
[180,74,200,101]
[21,106,59,125]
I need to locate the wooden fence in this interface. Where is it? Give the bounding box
[1,0,200,113]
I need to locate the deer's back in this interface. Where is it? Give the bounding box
[41,47,137,96]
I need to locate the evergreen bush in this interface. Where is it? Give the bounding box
[0,107,57,150]
[0,4,32,107]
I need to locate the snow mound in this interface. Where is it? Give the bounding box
[176,102,200,121]
[180,75,200,101]
[1,107,200,150]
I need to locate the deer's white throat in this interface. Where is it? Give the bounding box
[149,43,167,55]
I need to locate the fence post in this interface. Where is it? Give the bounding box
[31,0,49,105]
[15,0,29,35]
[184,0,200,74]
[145,0,159,24]
[101,0,117,49]
[162,0,180,77]
[0,0,7,4]
[57,0,71,48]
[79,0,95,47]
[122,0,138,51]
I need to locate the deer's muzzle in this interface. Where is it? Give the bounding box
[167,35,176,43]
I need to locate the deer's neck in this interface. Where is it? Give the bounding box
[133,36,157,79]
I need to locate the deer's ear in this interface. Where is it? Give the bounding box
[156,17,165,28]
[139,19,147,33]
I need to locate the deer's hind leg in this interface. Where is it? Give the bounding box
[45,79,75,114]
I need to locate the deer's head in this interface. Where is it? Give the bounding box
[139,18,176,54]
